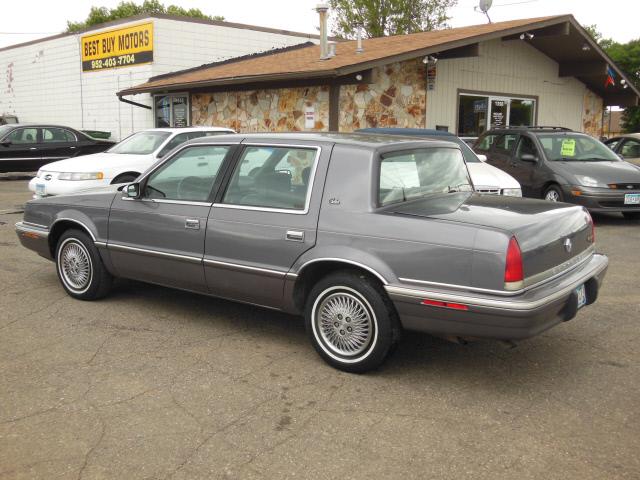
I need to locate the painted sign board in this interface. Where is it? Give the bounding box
[81,22,153,72]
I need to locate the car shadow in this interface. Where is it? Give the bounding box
[592,211,638,226]
[106,278,580,391]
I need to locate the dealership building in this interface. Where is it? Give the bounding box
[0,14,321,140]
[2,13,638,140]
[117,14,639,138]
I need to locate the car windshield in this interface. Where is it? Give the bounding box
[537,134,620,162]
[0,125,13,139]
[108,131,172,155]
[379,147,472,206]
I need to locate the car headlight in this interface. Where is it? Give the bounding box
[501,188,522,197]
[575,175,601,188]
[57,172,104,181]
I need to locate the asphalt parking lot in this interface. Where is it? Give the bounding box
[1,179,639,479]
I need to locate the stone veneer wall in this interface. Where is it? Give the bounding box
[191,86,330,132]
[191,59,427,132]
[338,59,427,132]
[582,89,604,137]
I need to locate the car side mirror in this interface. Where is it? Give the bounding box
[476,154,488,162]
[125,183,141,199]
[520,153,538,163]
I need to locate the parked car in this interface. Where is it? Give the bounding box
[473,126,640,220]
[0,114,19,125]
[0,124,115,173]
[357,128,522,196]
[16,133,608,372]
[604,133,640,167]
[28,127,234,198]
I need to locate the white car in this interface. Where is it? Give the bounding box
[356,128,522,196]
[29,127,234,198]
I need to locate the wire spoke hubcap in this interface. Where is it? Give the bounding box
[317,292,373,357]
[546,190,559,201]
[60,241,91,291]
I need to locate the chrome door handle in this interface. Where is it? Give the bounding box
[185,218,200,230]
[29,147,37,150]
[286,230,304,242]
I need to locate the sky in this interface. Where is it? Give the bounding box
[0,0,638,49]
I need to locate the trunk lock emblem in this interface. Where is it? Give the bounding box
[563,238,573,253]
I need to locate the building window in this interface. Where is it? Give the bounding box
[154,94,189,128]
[458,93,536,137]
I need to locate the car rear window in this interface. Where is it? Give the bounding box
[379,148,471,206]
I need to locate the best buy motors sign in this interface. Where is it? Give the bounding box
[81,22,153,72]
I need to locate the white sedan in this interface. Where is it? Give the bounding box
[29,127,234,198]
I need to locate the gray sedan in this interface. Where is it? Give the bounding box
[15,133,608,372]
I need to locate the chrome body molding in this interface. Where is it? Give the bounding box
[50,218,97,242]
[94,241,107,248]
[387,253,608,312]
[400,245,596,297]
[203,258,287,277]
[121,197,213,207]
[15,221,49,238]
[107,243,202,264]
[295,258,389,285]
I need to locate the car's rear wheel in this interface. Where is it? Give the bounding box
[55,229,112,300]
[305,270,400,373]
[623,212,640,220]
[544,184,563,202]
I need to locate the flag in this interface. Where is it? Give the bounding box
[605,66,616,88]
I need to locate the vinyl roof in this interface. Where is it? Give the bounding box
[119,15,639,107]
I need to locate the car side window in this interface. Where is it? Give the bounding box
[515,136,538,160]
[475,134,498,152]
[42,128,76,143]
[6,128,38,144]
[605,138,621,151]
[494,134,518,154]
[620,139,640,158]
[143,145,230,202]
[222,146,318,211]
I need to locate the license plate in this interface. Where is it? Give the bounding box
[35,183,46,196]
[624,193,640,205]
[575,284,587,309]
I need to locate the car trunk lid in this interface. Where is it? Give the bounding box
[390,193,593,286]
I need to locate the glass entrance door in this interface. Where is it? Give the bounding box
[489,98,509,129]
[154,94,189,127]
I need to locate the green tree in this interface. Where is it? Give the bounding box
[587,25,640,133]
[328,0,457,38]
[66,0,223,32]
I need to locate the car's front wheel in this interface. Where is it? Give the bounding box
[55,229,112,300]
[305,271,400,373]
[543,184,564,202]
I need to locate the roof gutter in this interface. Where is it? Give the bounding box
[117,95,152,109]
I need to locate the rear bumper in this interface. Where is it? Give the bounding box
[560,186,640,213]
[15,221,52,260]
[386,253,608,341]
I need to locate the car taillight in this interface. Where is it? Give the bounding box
[504,236,524,291]
[585,210,595,243]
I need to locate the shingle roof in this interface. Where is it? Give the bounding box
[119,15,566,95]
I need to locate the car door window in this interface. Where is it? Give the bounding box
[6,128,38,144]
[144,145,230,202]
[222,146,318,211]
[494,134,518,155]
[42,128,76,142]
[475,134,498,152]
[620,139,640,158]
[515,136,538,160]
[605,138,621,151]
